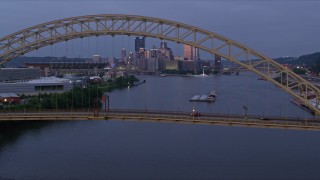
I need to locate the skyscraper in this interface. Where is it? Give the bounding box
[184,44,193,60]
[214,54,222,70]
[150,45,158,58]
[160,41,167,49]
[194,47,200,61]
[121,48,126,62]
[135,37,145,52]
[183,45,200,60]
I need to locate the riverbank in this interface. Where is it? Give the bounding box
[0,75,140,112]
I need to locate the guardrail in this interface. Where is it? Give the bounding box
[1,110,320,130]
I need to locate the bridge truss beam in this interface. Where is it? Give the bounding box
[0,14,320,115]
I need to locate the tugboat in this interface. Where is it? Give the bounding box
[206,90,216,102]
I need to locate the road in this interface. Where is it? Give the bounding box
[0,109,319,131]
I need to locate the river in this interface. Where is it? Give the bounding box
[1,72,319,179]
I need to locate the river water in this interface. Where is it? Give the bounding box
[1,72,319,179]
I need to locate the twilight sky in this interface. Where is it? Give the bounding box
[0,0,319,58]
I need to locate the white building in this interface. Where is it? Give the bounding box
[92,55,101,63]
[0,77,73,95]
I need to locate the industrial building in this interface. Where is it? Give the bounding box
[25,62,109,77]
[0,68,40,82]
[0,93,20,104]
[0,77,73,95]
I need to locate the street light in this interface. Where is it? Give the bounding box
[192,108,195,121]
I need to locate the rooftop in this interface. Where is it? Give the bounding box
[0,93,19,98]
[26,76,71,84]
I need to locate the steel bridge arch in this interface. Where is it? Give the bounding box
[1,14,319,115]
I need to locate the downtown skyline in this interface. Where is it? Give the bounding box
[1,0,320,59]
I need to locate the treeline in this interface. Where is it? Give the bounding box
[0,75,139,111]
[99,75,139,92]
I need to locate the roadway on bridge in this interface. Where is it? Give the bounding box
[1,110,320,131]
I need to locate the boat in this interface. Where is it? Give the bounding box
[206,90,216,102]
[222,68,231,75]
[199,95,208,102]
[209,90,216,97]
[190,91,217,102]
[190,95,200,101]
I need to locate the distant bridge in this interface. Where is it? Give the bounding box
[0,14,320,114]
[1,110,320,131]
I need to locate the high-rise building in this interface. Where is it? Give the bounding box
[147,58,158,72]
[214,54,222,70]
[128,51,134,62]
[135,37,145,52]
[145,50,151,59]
[160,41,167,49]
[150,45,158,58]
[138,57,147,71]
[184,45,193,60]
[195,48,200,60]
[121,48,126,62]
[158,41,174,60]
[183,45,200,60]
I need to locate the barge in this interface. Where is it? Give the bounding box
[190,90,216,103]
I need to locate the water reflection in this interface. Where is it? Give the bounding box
[0,121,53,150]
[108,72,313,118]
[0,73,319,179]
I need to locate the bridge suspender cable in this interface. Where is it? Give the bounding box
[1,14,319,115]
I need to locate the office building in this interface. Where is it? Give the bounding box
[0,68,41,82]
[158,41,174,60]
[147,58,158,72]
[180,60,196,71]
[184,45,200,60]
[150,45,158,58]
[135,37,145,52]
[165,60,179,70]
[160,41,167,49]
[138,57,147,71]
[121,48,127,62]
[215,54,222,70]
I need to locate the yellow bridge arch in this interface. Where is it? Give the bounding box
[0,14,319,115]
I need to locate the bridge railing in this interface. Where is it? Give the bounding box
[1,109,320,130]
[1,108,320,119]
[103,111,320,129]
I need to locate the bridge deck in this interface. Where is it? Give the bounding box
[0,110,319,131]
